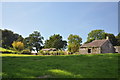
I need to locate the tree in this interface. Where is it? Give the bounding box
[68,34,82,53]
[84,38,95,44]
[0,29,2,47]
[116,33,120,46]
[86,29,105,43]
[12,41,24,51]
[1,29,22,48]
[104,33,117,46]
[44,34,67,50]
[24,31,44,52]
[85,29,117,46]
[16,35,24,42]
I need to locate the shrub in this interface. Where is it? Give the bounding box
[44,51,50,55]
[38,50,44,55]
[49,51,54,55]
[12,41,24,51]
[58,51,65,55]
[51,51,65,55]
[38,50,65,55]
[75,52,80,54]
[21,49,31,54]
[52,51,57,55]
[38,50,50,55]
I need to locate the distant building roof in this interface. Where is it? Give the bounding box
[41,48,56,51]
[81,39,108,47]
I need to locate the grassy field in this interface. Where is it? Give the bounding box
[1,53,119,78]
[0,47,17,53]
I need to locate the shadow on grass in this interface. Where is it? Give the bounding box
[2,53,119,78]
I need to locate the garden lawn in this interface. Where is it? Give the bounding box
[2,53,119,78]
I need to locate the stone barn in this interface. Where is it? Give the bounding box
[79,39,115,54]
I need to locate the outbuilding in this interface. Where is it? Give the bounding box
[79,39,115,54]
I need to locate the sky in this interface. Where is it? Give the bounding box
[1,2,118,43]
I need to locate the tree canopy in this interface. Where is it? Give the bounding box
[86,29,105,43]
[104,33,117,46]
[44,34,67,50]
[1,28,119,53]
[24,31,44,52]
[116,33,120,46]
[1,29,23,49]
[68,34,82,53]
[85,29,118,46]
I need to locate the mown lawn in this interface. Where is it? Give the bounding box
[1,53,119,78]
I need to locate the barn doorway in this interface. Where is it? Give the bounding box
[88,49,91,53]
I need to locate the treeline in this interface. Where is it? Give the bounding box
[0,29,120,53]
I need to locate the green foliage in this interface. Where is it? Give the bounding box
[21,49,31,54]
[2,53,118,78]
[38,50,44,55]
[49,51,54,55]
[16,35,24,42]
[104,33,117,46]
[44,51,49,55]
[84,38,95,44]
[12,41,24,51]
[38,50,50,55]
[38,50,65,55]
[116,33,120,46]
[44,34,67,50]
[24,31,44,52]
[85,30,118,46]
[58,50,65,55]
[75,52,80,54]
[1,29,24,49]
[0,29,2,47]
[0,47,17,53]
[87,29,105,43]
[68,34,82,53]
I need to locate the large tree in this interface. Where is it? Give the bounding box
[104,33,117,46]
[85,29,117,46]
[24,31,44,52]
[87,29,105,40]
[116,33,120,46]
[1,29,23,48]
[16,35,24,42]
[86,29,105,43]
[68,34,82,53]
[0,29,2,47]
[44,34,67,50]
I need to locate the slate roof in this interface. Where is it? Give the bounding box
[81,39,108,47]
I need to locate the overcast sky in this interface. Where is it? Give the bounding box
[1,2,118,43]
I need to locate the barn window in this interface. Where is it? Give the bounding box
[88,49,91,53]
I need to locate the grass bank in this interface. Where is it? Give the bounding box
[2,53,119,78]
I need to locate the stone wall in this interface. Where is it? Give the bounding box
[79,47,88,54]
[91,47,101,54]
[101,40,115,53]
[79,47,100,54]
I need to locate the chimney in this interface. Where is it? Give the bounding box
[106,36,109,40]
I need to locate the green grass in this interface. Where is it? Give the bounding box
[0,47,17,53]
[2,53,119,78]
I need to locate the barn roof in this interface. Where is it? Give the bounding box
[81,39,108,47]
